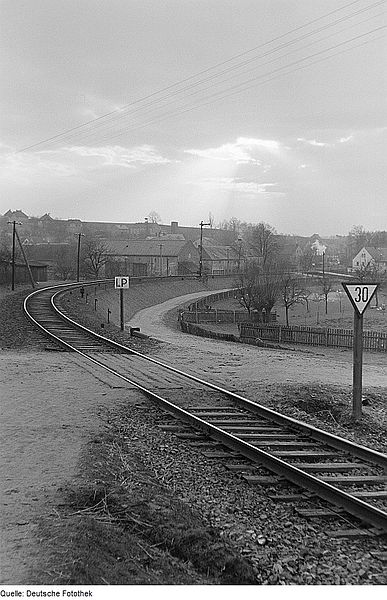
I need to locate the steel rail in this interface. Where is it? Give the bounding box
[48,285,387,469]
[24,282,387,531]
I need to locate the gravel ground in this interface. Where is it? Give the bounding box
[1,281,387,585]
[100,402,387,585]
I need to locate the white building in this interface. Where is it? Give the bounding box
[352,247,387,273]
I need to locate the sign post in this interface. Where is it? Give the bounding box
[115,276,130,331]
[341,282,378,421]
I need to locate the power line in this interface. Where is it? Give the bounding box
[66,26,386,147]
[43,5,385,149]
[16,0,385,152]
[66,14,385,148]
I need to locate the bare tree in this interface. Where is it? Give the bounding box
[299,245,318,272]
[235,258,283,321]
[54,244,76,280]
[281,273,306,326]
[354,263,386,306]
[82,239,111,278]
[234,261,258,315]
[321,277,333,314]
[247,222,278,266]
[147,211,161,224]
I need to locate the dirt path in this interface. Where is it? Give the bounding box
[0,350,141,584]
[126,293,387,389]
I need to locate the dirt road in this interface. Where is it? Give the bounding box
[126,292,387,390]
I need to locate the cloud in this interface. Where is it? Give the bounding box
[297,137,331,147]
[338,135,353,143]
[185,136,281,164]
[190,177,284,197]
[0,147,76,185]
[66,144,174,168]
[297,134,354,147]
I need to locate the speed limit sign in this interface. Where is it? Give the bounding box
[342,282,378,315]
[342,281,378,421]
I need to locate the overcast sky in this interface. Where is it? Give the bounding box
[1,0,386,235]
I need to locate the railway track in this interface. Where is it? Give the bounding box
[24,281,387,534]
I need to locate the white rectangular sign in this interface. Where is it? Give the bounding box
[115,276,130,289]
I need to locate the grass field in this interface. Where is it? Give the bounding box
[215,284,387,333]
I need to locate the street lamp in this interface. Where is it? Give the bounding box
[198,220,211,278]
[237,237,243,273]
[75,232,85,282]
[7,220,22,290]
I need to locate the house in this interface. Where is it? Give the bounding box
[192,238,239,275]
[104,240,199,277]
[0,260,48,285]
[1,209,29,223]
[352,247,387,274]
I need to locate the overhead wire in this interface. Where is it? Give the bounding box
[62,14,385,148]
[46,4,385,149]
[89,30,385,145]
[17,0,386,152]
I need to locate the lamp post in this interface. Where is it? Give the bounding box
[75,232,85,282]
[8,221,22,290]
[237,237,243,273]
[198,220,210,278]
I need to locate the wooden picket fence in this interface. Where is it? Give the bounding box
[239,323,387,352]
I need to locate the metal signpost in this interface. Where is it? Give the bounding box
[115,276,130,331]
[341,282,378,421]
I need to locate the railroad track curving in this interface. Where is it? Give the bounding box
[24,281,387,535]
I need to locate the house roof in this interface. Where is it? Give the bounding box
[365,247,387,261]
[202,246,239,261]
[2,209,29,220]
[106,239,190,257]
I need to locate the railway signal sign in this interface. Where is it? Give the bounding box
[341,281,378,421]
[115,276,130,330]
[342,283,378,316]
[115,276,130,289]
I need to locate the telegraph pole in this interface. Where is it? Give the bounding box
[8,221,22,290]
[199,221,210,277]
[75,233,85,282]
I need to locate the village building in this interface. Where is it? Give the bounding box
[104,239,200,277]
[352,247,387,274]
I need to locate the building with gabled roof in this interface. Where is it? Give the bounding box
[352,247,387,273]
[105,239,199,277]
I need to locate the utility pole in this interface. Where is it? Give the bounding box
[15,228,35,288]
[75,232,85,282]
[237,237,243,273]
[8,221,22,290]
[159,244,163,276]
[199,221,211,278]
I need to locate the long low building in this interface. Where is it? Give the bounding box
[104,240,200,277]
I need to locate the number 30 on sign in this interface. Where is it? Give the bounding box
[342,283,378,316]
